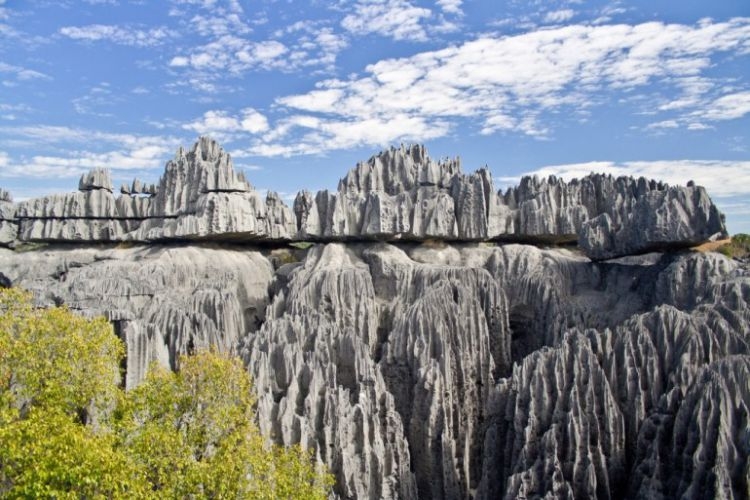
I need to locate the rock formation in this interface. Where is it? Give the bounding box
[0,138,747,499]
[0,138,727,259]
[0,189,16,247]
[10,137,297,243]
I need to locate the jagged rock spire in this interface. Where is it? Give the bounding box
[78,168,113,192]
[1,138,728,258]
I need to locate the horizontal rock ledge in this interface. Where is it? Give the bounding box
[0,136,727,259]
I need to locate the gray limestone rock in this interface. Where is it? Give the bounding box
[0,140,727,257]
[129,138,296,241]
[292,146,726,258]
[629,356,750,499]
[0,139,745,500]
[9,137,296,243]
[0,244,273,388]
[1,241,749,499]
[243,244,417,499]
[372,251,510,499]
[0,189,16,246]
[580,184,726,260]
[79,167,113,192]
[479,333,627,500]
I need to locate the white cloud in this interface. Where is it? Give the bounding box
[280,23,349,71]
[0,126,175,178]
[698,91,750,121]
[169,20,348,87]
[341,0,434,42]
[182,108,270,141]
[71,83,120,116]
[240,109,270,134]
[641,88,750,131]
[189,11,251,37]
[646,119,679,130]
[244,18,750,155]
[500,160,750,198]
[171,0,241,11]
[169,56,189,67]
[543,9,575,24]
[592,5,628,25]
[59,24,169,47]
[0,150,8,168]
[436,0,463,15]
[0,62,49,81]
[169,35,288,74]
[167,2,350,86]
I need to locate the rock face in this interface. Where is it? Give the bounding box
[292,145,726,259]
[0,139,746,499]
[0,138,726,259]
[0,189,16,247]
[579,185,725,260]
[0,245,273,389]
[79,168,114,192]
[2,240,748,499]
[10,137,297,243]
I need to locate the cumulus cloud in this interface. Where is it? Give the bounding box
[168,27,346,78]
[240,18,750,155]
[167,1,347,84]
[182,108,270,142]
[499,160,750,198]
[646,119,679,130]
[0,126,175,178]
[278,22,349,71]
[341,0,433,41]
[59,24,170,47]
[169,36,288,73]
[643,87,750,131]
[340,0,463,42]
[436,0,463,15]
[188,11,251,37]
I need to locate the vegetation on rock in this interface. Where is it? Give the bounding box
[0,288,332,499]
[719,233,750,259]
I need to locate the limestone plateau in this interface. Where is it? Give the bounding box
[1,137,748,499]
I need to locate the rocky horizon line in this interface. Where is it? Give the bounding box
[0,136,727,260]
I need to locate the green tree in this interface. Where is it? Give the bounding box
[0,288,146,498]
[118,351,333,499]
[0,409,149,499]
[0,288,333,499]
[0,288,123,423]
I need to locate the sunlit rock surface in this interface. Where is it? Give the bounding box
[0,138,726,259]
[2,241,747,499]
[0,189,16,246]
[0,139,746,499]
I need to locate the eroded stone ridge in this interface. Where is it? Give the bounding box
[0,137,727,259]
[79,168,114,192]
[1,242,748,499]
[0,189,16,246]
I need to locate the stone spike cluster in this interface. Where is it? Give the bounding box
[2,240,748,499]
[0,137,727,259]
[0,137,747,500]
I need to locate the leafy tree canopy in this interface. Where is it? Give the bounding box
[0,288,332,499]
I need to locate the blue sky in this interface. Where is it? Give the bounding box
[1,0,749,232]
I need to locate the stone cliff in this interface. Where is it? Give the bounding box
[0,138,747,499]
[0,137,726,259]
